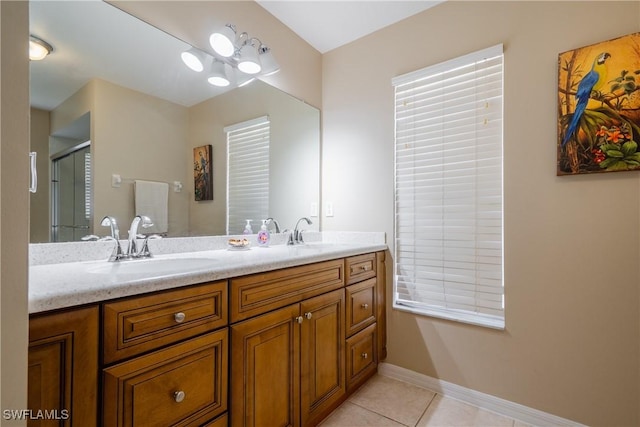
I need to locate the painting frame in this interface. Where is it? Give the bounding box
[193,144,213,201]
[557,32,640,176]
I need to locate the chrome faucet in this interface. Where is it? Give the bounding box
[288,217,312,245]
[100,215,125,262]
[127,215,153,258]
[266,217,281,233]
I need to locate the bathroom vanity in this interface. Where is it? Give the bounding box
[27,236,387,426]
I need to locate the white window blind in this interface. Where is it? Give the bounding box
[392,44,504,329]
[84,151,92,220]
[225,116,270,234]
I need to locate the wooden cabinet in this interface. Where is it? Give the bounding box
[344,252,386,392]
[231,289,345,427]
[103,281,227,364]
[28,305,99,427]
[103,329,228,427]
[28,250,386,427]
[102,280,229,427]
[230,252,386,427]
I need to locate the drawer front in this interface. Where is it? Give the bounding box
[346,278,376,337]
[345,253,376,285]
[346,323,377,392]
[103,281,227,364]
[230,259,344,322]
[103,329,228,427]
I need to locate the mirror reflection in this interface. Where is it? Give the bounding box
[29,0,320,243]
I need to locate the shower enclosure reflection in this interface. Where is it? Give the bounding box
[51,142,91,242]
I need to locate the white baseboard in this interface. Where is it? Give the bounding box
[378,363,586,427]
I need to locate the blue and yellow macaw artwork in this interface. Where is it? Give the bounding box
[557,32,640,175]
[561,52,611,147]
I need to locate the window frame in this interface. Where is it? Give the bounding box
[392,44,505,330]
[224,116,270,235]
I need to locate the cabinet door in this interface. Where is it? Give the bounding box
[231,305,301,427]
[28,306,99,427]
[300,289,346,426]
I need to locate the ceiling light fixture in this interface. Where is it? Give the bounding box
[181,23,279,90]
[209,24,236,58]
[207,61,231,87]
[181,47,207,72]
[29,35,53,61]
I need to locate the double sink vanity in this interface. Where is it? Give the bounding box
[28,232,387,426]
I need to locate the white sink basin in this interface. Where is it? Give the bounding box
[87,257,216,277]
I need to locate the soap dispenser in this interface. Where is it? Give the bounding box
[243,219,253,235]
[257,219,270,247]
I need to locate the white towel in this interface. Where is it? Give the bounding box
[134,180,169,234]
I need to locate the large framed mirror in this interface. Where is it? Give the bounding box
[29,0,320,243]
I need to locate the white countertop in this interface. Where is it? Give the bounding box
[29,233,387,314]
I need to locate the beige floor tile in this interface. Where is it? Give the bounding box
[348,375,436,426]
[417,395,514,427]
[319,401,407,427]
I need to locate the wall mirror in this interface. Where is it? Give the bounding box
[29,0,320,243]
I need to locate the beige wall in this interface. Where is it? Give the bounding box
[322,1,640,425]
[188,81,320,235]
[92,80,190,236]
[30,108,50,243]
[1,1,29,424]
[51,79,190,237]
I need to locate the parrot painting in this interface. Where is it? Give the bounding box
[562,52,611,147]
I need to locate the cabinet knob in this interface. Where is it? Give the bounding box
[174,390,186,403]
[295,316,304,324]
[361,303,369,309]
[361,353,368,359]
[360,265,368,271]
[174,312,186,323]
[304,312,313,320]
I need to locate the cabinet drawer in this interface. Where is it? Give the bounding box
[346,323,377,392]
[346,278,376,337]
[230,259,344,322]
[103,281,227,364]
[103,329,228,427]
[345,253,376,285]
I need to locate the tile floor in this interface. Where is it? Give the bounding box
[319,374,529,427]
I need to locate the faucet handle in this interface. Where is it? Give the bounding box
[107,240,126,262]
[138,234,162,258]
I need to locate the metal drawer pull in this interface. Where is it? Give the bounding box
[360,265,369,271]
[304,312,313,320]
[296,316,304,324]
[361,303,369,309]
[361,353,368,359]
[174,312,186,323]
[174,390,186,403]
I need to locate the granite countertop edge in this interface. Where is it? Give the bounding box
[29,239,387,314]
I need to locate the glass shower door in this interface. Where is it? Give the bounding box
[51,144,91,242]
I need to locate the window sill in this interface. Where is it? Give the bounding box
[393,302,505,330]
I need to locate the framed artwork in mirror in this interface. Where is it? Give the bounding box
[193,145,213,201]
[557,32,640,175]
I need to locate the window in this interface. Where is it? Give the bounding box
[225,116,270,235]
[392,45,504,329]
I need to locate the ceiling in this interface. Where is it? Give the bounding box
[256,1,443,54]
[29,1,442,112]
